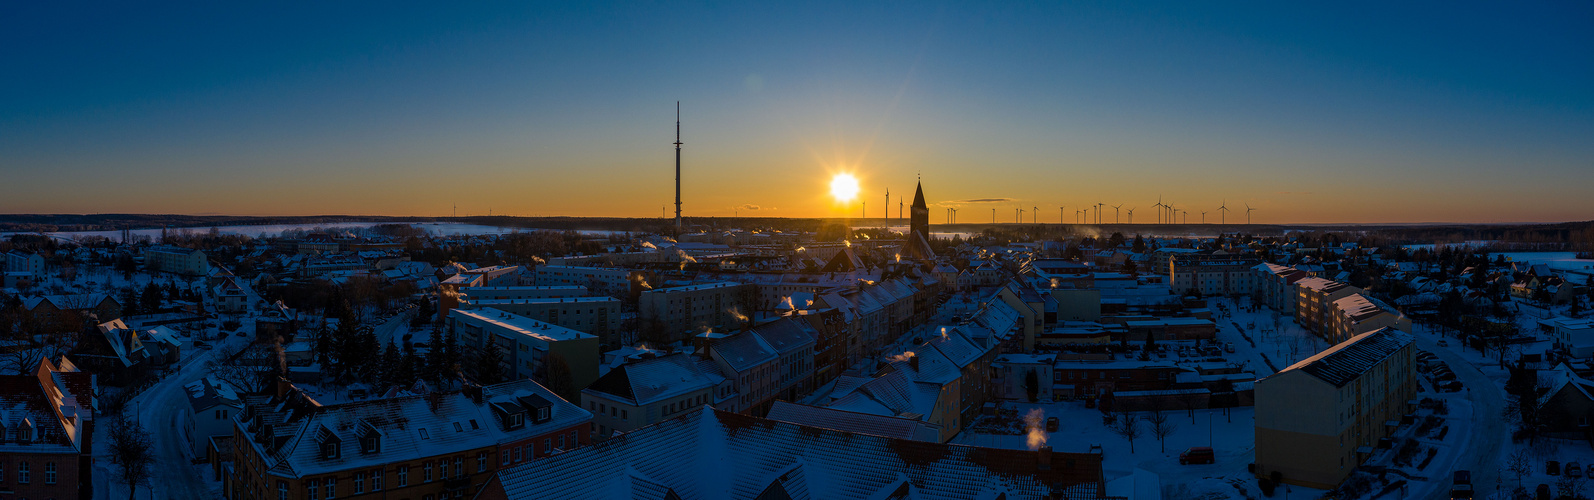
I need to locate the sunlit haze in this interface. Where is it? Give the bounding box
[2,3,1592,223]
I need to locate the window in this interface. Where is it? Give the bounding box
[478,452,487,472]
[469,419,480,430]
[515,446,523,462]
[453,422,463,432]
[419,427,429,439]
[307,480,319,500]
[325,477,337,499]
[279,481,290,500]
[544,439,551,454]
[556,435,564,449]
[323,441,340,459]
[398,466,408,487]
[18,461,28,484]
[423,462,433,482]
[373,468,383,491]
[354,472,364,494]
[45,462,55,484]
[440,459,449,478]
[568,431,577,447]
[502,449,510,465]
[453,457,463,478]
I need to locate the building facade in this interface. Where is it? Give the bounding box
[1254,328,1416,489]
[449,309,600,392]
[145,245,211,276]
[1169,253,1261,296]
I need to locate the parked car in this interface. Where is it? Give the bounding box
[1438,340,1449,347]
[1046,417,1059,432]
[1567,462,1582,478]
[1179,447,1215,465]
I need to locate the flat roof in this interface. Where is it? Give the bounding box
[451,308,595,342]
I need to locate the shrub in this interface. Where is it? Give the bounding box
[1258,478,1276,497]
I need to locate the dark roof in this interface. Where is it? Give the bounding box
[1284,328,1413,387]
[911,181,926,209]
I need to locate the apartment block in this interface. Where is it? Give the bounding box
[449,308,600,391]
[1255,328,1416,489]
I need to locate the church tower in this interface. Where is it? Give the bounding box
[910,180,929,240]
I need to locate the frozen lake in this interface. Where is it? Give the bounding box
[5,222,636,241]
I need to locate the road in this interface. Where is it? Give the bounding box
[1414,335,1507,500]
[96,271,262,499]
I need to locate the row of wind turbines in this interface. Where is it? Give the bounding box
[944,198,1258,225]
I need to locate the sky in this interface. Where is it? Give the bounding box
[2,2,1591,224]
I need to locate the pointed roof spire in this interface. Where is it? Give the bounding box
[912,178,926,209]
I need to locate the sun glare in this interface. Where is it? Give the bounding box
[831,173,860,202]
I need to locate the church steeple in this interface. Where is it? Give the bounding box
[909,178,929,241]
[911,180,926,210]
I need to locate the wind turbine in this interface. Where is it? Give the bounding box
[1016,207,1022,224]
[1112,204,1123,224]
[992,208,996,224]
[1201,210,1208,224]
[1218,200,1231,226]
[1126,207,1136,224]
[1059,206,1065,225]
[1033,206,1039,224]
[1096,202,1105,225]
[1153,196,1165,224]
[1246,203,1256,225]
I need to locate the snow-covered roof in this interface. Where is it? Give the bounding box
[584,353,726,406]
[488,406,1105,500]
[765,401,941,442]
[1272,327,1413,388]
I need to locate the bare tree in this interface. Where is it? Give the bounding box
[1503,449,1532,490]
[109,415,155,500]
[1146,394,1178,452]
[0,343,44,376]
[208,342,281,394]
[1109,409,1142,454]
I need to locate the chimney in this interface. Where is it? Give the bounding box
[908,354,920,371]
[462,384,483,404]
[1037,445,1052,470]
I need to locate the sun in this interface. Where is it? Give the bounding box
[830,173,860,202]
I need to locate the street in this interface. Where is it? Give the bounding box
[1413,335,1507,500]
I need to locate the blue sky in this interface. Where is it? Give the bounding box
[2,2,1591,223]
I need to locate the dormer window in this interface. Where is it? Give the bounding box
[539,407,551,421]
[508,413,525,429]
[356,420,382,454]
[315,425,342,459]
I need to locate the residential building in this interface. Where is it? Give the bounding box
[764,400,941,441]
[229,379,590,500]
[214,277,250,314]
[185,377,242,459]
[4,250,46,277]
[1254,328,1417,489]
[1325,294,1411,344]
[1541,317,1594,358]
[0,357,96,500]
[1253,263,1308,314]
[705,316,817,415]
[1170,253,1261,296]
[1118,318,1217,342]
[449,309,600,392]
[1293,278,1361,334]
[145,245,211,276]
[477,406,1108,500]
[638,282,757,343]
[579,353,732,437]
[532,266,645,299]
[1538,363,1594,439]
[462,297,620,345]
[993,353,1056,402]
